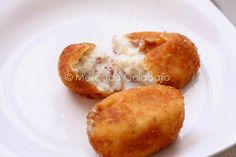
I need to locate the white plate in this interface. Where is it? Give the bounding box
[1,0,236,157]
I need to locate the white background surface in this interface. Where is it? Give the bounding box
[212,0,236,26]
[1,0,236,157]
[210,1,236,156]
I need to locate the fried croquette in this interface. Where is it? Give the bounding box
[112,32,200,88]
[87,85,184,157]
[58,43,122,99]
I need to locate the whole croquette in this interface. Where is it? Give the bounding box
[87,85,184,157]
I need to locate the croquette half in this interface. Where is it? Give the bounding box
[58,43,122,99]
[112,32,200,88]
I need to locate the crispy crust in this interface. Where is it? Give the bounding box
[87,85,184,157]
[126,32,200,88]
[126,32,166,53]
[58,43,110,99]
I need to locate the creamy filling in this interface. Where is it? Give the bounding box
[73,47,122,93]
[112,36,155,85]
[87,107,97,135]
